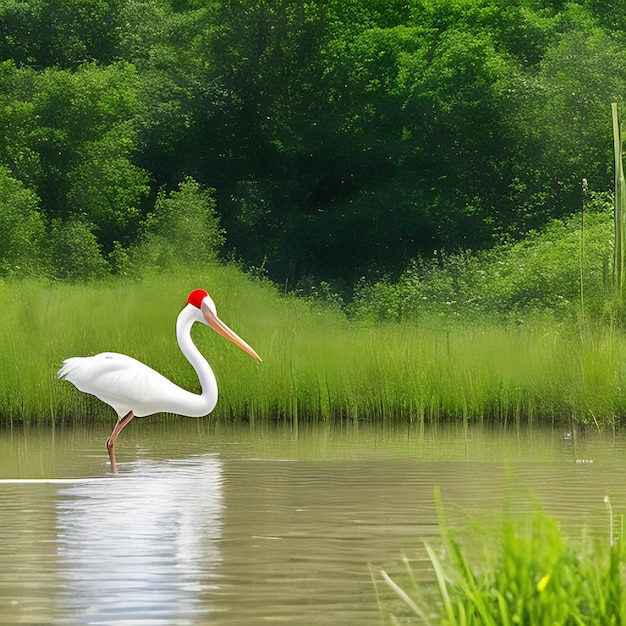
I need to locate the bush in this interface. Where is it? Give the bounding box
[130,177,225,273]
[351,196,614,323]
[0,166,47,276]
[51,218,109,281]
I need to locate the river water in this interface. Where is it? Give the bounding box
[0,420,625,625]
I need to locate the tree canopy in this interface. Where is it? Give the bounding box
[0,0,625,289]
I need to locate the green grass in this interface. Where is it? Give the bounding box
[378,489,626,625]
[2,263,626,426]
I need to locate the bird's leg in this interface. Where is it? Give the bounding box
[109,449,118,474]
[106,411,135,473]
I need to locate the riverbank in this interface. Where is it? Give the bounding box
[1,264,625,427]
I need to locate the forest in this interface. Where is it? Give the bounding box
[1,0,626,295]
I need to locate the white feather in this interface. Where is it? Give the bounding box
[57,352,206,418]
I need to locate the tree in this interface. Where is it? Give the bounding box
[27,63,149,249]
[132,177,224,271]
[0,166,47,276]
[67,127,151,247]
[0,0,125,68]
[51,218,109,281]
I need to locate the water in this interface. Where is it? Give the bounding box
[1,420,625,625]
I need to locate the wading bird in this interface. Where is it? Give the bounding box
[57,289,261,472]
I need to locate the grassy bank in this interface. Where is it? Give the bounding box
[378,490,625,624]
[1,262,626,427]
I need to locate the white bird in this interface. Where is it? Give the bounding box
[58,289,261,471]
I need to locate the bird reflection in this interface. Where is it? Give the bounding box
[55,454,223,625]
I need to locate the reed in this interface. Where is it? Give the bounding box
[379,489,626,625]
[613,102,626,298]
[2,265,626,426]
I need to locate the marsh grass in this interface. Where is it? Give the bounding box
[2,264,626,425]
[379,489,626,625]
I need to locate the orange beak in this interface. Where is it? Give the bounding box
[201,302,262,362]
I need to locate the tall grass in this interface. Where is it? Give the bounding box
[379,489,626,625]
[2,263,626,425]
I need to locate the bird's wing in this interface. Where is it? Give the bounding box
[57,352,186,417]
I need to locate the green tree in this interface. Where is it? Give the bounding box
[132,177,224,271]
[0,61,41,186]
[534,25,626,191]
[51,218,109,281]
[0,0,125,68]
[0,0,624,289]
[26,63,148,249]
[67,127,151,247]
[0,166,47,276]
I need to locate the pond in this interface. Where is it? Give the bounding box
[0,420,625,625]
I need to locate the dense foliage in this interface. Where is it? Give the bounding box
[351,192,615,322]
[1,0,625,290]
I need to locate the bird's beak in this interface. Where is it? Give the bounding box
[201,302,262,362]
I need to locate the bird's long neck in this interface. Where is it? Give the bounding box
[176,305,218,414]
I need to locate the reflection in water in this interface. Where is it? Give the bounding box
[56,455,223,625]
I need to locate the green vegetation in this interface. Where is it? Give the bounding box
[4,235,626,426]
[379,490,626,625]
[350,193,614,323]
[1,141,624,426]
[2,2,626,427]
[1,1,626,288]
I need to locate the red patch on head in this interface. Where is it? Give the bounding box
[187,289,208,309]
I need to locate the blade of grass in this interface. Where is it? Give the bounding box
[425,542,457,624]
[380,569,431,621]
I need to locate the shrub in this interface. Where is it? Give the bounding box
[0,166,47,276]
[351,198,614,323]
[51,218,109,281]
[131,177,225,272]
